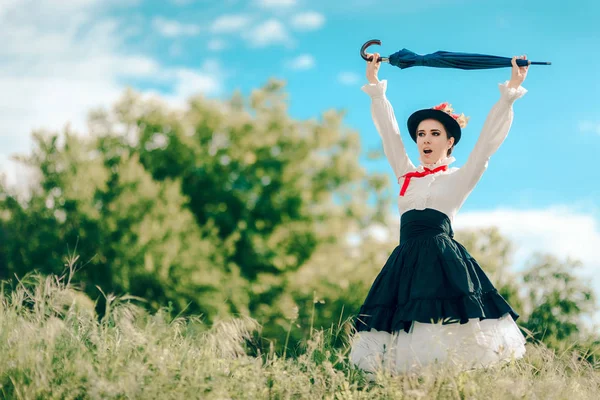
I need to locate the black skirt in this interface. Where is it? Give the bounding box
[354,208,519,334]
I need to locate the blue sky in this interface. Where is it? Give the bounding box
[1,0,600,304]
[121,0,599,213]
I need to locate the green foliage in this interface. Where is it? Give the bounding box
[520,254,597,347]
[1,130,241,322]
[0,80,391,343]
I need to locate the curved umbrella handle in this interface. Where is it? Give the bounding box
[360,39,389,63]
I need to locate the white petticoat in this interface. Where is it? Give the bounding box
[349,313,526,374]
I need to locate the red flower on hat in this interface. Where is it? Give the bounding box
[430,102,470,128]
[432,102,449,111]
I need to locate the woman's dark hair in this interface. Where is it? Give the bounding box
[441,121,455,157]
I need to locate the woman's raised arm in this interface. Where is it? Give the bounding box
[362,52,415,179]
[453,56,529,193]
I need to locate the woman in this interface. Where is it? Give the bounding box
[349,52,529,375]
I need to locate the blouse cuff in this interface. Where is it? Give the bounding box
[361,79,387,99]
[498,80,527,104]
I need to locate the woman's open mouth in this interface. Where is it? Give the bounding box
[423,149,433,154]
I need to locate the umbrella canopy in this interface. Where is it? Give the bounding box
[360,39,551,70]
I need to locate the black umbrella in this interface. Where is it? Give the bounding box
[360,39,551,70]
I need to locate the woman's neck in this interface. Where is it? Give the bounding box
[421,156,448,168]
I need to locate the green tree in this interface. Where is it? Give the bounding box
[1,80,391,338]
[520,253,597,348]
[87,81,392,333]
[0,131,239,320]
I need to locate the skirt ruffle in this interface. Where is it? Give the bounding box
[356,287,518,334]
[350,313,526,374]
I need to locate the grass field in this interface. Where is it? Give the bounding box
[1,274,599,400]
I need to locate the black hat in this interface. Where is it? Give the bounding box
[407,102,469,145]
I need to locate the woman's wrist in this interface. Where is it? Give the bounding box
[507,80,521,89]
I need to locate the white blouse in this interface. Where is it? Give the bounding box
[361,79,527,223]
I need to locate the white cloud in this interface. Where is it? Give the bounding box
[337,71,361,85]
[207,38,227,51]
[0,6,133,148]
[210,11,322,49]
[211,14,252,34]
[256,0,297,8]
[0,0,19,18]
[291,11,325,31]
[244,19,292,47]
[152,17,201,37]
[317,0,471,15]
[0,153,28,191]
[454,207,600,308]
[168,65,223,105]
[346,222,392,246]
[454,207,600,265]
[286,54,315,70]
[579,120,600,135]
[0,0,222,191]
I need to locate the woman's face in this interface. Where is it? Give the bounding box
[416,119,454,165]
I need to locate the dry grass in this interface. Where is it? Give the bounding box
[1,273,599,399]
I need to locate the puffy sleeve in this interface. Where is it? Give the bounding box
[361,79,415,179]
[453,81,527,194]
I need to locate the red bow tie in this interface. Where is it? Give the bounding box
[399,165,448,196]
